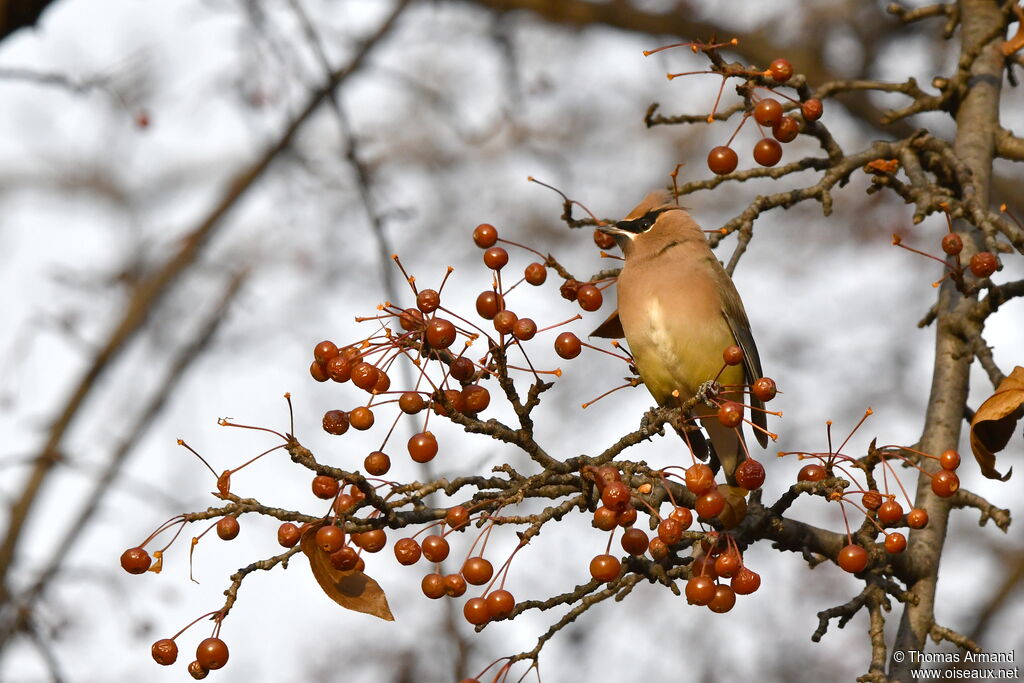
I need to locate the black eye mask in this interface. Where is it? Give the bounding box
[613,207,676,234]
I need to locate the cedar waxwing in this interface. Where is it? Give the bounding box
[592,190,768,480]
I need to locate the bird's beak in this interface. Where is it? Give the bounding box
[598,222,630,236]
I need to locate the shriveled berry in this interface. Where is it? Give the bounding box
[593,229,616,249]
[416,289,440,313]
[372,370,390,394]
[735,459,765,491]
[657,518,683,545]
[801,98,823,121]
[931,470,960,497]
[753,138,783,167]
[464,597,490,625]
[862,490,883,510]
[768,58,793,82]
[601,481,632,512]
[485,589,515,619]
[696,490,726,519]
[408,432,438,463]
[525,262,547,285]
[731,566,761,595]
[754,98,783,126]
[708,584,737,613]
[196,638,228,670]
[685,575,716,605]
[421,534,450,562]
[555,332,582,359]
[939,449,961,471]
[685,464,716,495]
[589,554,621,582]
[363,451,390,476]
[941,233,963,255]
[577,284,603,311]
[615,506,637,527]
[483,246,509,270]
[594,466,621,489]
[649,537,669,561]
[969,252,997,278]
[277,522,300,548]
[188,660,209,679]
[462,557,494,585]
[426,319,458,349]
[885,532,907,554]
[621,528,649,555]
[350,362,380,391]
[312,475,340,501]
[752,377,778,402]
[349,406,375,430]
[326,355,351,383]
[772,115,800,142]
[559,279,582,301]
[708,146,738,175]
[330,545,359,570]
[120,547,152,574]
[475,291,504,319]
[322,409,349,436]
[473,223,498,248]
[421,573,445,599]
[394,538,422,566]
[717,401,743,428]
[492,310,518,335]
[838,544,868,573]
[315,525,345,553]
[907,508,929,529]
[216,517,240,541]
[593,506,618,531]
[798,464,826,482]
[152,638,178,666]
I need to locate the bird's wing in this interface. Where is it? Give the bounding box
[720,280,768,448]
[590,310,625,338]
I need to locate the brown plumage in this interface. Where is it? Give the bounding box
[593,190,767,480]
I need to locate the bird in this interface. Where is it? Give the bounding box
[591,190,767,481]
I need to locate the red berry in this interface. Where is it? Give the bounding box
[684,464,716,495]
[657,518,683,545]
[483,246,509,270]
[312,475,340,500]
[525,262,547,285]
[152,638,178,666]
[408,432,438,463]
[798,464,826,482]
[691,555,718,580]
[399,308,424,331]
[329,545,359,570]
[969,252,997,278]
[120,547,152,574]
[708,146,738,175]
[838,544,868,573]
[593,506,618,531]
[685,575,716,605]
[326,355,352,383]
[314,340,339,364]
[333,493,357,515]
[446,505,470,530]
[464,597,491,625]
[589,554,621,582]
[416,289,441,313]
[315,525,345,553]
[669,506,694,530]
[364,451,390,476]
[322,409,349,435]
[443,573,467,597]
[462,557,494,585]
[717,401,743,428]
[752,377,777,402]
[492,310,518,335]
[462,385,491,413]
[473,223,498,248]
[348,406,375,430]
[421,573,445,599]
[216,517,240,541]
[277,522,300,548]
[649,537,669,561]
[768,58,793,82]
[939,449,961,471]
[941,233,963,255]
[696,490,726,519]
[593,229,616,250]
[594,466,621,489]
[196,638,229,671]
[309,360,329,382]
[399,392,425,414]
[731,567,761,595]
[801,98,823,121]
[601,481,632,512]
[577,284,603,311]
[884,532,907,554]
[772,116,800,143]
[621,528,649,555]
[421,534,450,562]
[350,362,380,391]
[931,470,960,497]
[907,508,929,529]
[513,318,537,341]
[722,344,743,365]
[394,538,422,565]
[877,500,904,525]
[754,98,783,126]
[426,318,457,349]
[554,332,582,359]
[449,357,475,382]
[475,291,504,319]
[735,459,765,491]
[616,506,637,527]
[753,138,783,167]
[708,584,737,613]
[353,528,386,553]
[485,589,515,619]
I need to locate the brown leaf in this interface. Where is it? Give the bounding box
[716,484,748,529]
[300,524,395,621]
[969,366,1024,481]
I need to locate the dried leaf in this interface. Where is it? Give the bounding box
[716,484,748,529]
[969,365,1024,481]
[300,525,395,621]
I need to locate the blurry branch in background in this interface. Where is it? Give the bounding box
[0,270,248,650]
[0,0,410,635]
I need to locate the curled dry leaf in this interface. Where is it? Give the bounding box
[717,484,748,529]
[969,365,1024,481]
[300,524,395,621]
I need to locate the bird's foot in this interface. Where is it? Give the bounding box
[696,380,722,408]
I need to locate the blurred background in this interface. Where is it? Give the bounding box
[0,1,1021,681]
